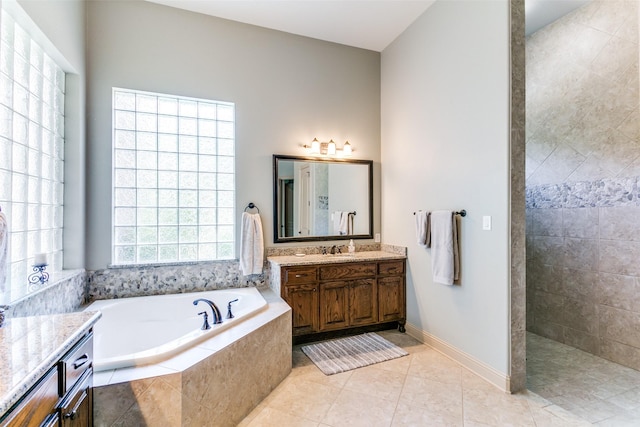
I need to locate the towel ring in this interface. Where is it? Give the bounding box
[244,202,260,213]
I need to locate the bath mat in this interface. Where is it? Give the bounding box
[301,332,408,375]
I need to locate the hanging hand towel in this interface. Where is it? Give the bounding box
[333,211,343,234]
[415,211,430,246]
[429,210,460,285]
[0,209,8,291]
[339,211,349,235]
[239,212,264,276]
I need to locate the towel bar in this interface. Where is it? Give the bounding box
[413,209,466,217]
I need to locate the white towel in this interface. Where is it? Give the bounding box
[239,212,264,276]
[0,210,8,291]
[339,212,349,235]
[429,210,460,285]
[333,211,349,235]
[415,211,429,246]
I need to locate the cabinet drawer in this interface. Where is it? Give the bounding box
[319,263,376,281]
[378,261,404,276]
[283,267,317,285]
[59,333,93,396]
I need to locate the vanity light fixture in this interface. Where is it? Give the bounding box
[304,138,354,157]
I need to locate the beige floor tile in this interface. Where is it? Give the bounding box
[407,350,463,385]
[343,365,406,402]
[390,401,463,426]
[321,388,398,427]
[244,407,320,427]
[265,376,340,422]
[400,375,462,420]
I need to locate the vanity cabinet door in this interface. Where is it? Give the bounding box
[319,281,350,331]
[284,284,319,335]
[349,279,378,326]
[378,276,405,323]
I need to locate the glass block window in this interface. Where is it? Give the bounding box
[112,88,235,265]
[0,7,65,290]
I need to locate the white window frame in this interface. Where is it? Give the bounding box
[111,88,236,266]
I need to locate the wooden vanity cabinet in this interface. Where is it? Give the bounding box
[280,259,405,338]
[0,332,94,427]
[282,267,319,335]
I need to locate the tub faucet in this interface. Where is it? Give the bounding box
[193,298,223,324]
[226,299,239,319]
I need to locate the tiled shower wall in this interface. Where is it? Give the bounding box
[526,0,640,370]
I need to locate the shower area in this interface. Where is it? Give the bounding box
[525,0,640,422]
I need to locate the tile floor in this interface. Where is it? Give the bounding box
[527,333,640,426]
[239,330,600,426]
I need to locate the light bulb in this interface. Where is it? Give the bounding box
[343,141,352,156]
[328,139,336,155]
[311,138,320,154]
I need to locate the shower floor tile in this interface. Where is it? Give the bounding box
[527,332,640,425]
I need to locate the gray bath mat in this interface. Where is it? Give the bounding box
[301,332,408,375]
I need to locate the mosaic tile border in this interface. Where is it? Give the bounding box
[4,270,87,318]
[88,260,265,301]
[526,176,640,209]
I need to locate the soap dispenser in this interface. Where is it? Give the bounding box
[348,239,355,254]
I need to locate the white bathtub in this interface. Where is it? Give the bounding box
[85,287,267,372]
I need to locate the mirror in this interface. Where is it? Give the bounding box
[273,155,373,243]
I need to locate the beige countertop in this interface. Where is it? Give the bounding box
[267,250,406,267]
[0,310,102,416]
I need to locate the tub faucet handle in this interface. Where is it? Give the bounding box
[198,311,211,330]
[227,299,239,319]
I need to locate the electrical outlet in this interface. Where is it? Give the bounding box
[374,233,381,242]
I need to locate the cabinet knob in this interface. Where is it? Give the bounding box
[295,274,303,278]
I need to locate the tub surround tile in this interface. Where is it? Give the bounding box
[0,311,101,417]
[93,288,291,427]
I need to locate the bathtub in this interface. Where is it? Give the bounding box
[85,287,267,372]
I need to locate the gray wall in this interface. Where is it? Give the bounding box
[86,0,381,270]
[381,0,512,376]
[17,0,86,269]
[526,0,640,370]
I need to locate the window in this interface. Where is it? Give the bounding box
[112,88,235,265]
[0,6,65,291]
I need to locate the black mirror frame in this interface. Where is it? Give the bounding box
[273,154,373,243]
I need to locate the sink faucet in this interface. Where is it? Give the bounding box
[193,298,223,324]
[330,245,342,255]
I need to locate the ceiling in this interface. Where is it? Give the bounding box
[148,0,591,52]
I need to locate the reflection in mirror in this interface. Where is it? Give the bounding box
[273,155,373,243]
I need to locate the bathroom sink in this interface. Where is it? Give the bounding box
[330,254,355,259]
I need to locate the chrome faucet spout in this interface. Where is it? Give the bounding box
[193,298,223,324]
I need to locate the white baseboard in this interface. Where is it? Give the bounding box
[405,322,511,393]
